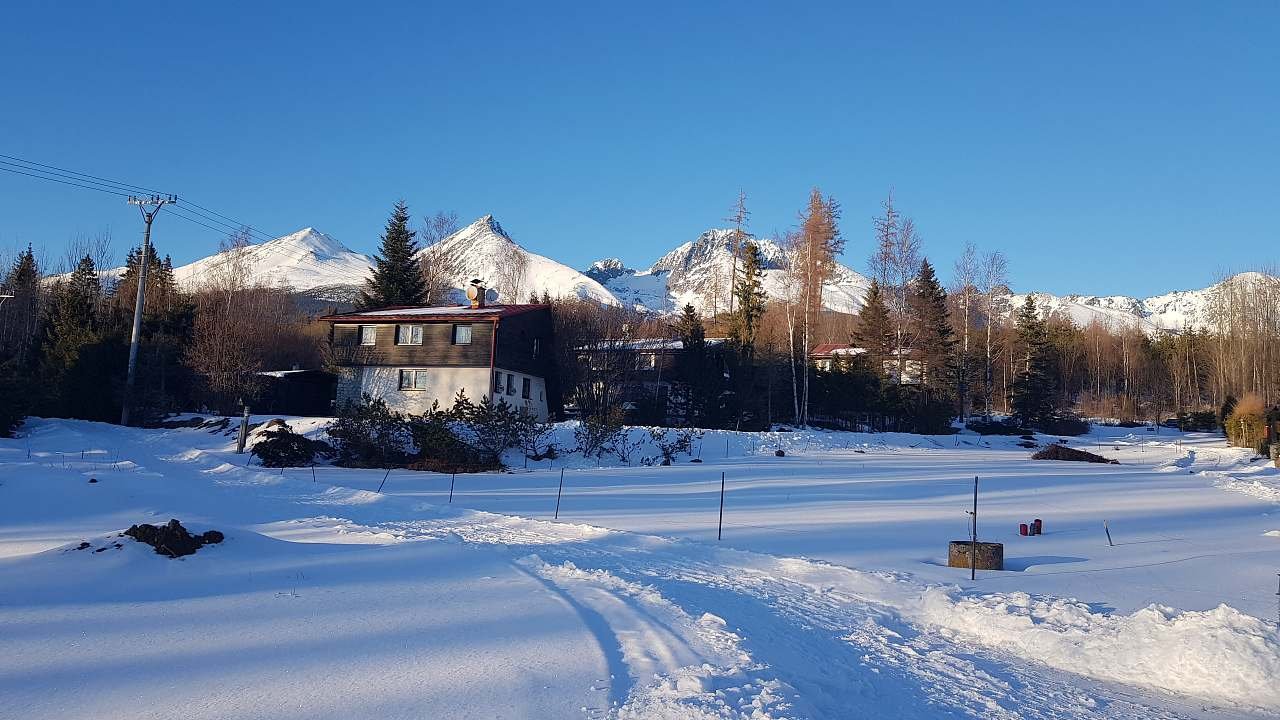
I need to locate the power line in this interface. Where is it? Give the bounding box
[0,152,361,282]
[0,163,130,197]
[0,152,168,195]
[0,152,283,243]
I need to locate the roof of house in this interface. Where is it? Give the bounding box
[809,343,866,357]
[576,337,730,352]
[320,304,549,323]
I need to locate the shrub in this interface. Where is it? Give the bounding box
[575,414,625,461]
[1032,444,1118,464]
[607,429,647,465]
[1175,410,1218,432]
[449,391,533,465]
[327,394,410,466]
[965,418,1027,436]
[406,402,490,471]
[648,428,698,465]
[251,426,324,467]
[518,419,557,462]
[1037,413,1090,437]
[1226,392,1267,449]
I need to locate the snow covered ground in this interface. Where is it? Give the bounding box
[1,418,1278,718]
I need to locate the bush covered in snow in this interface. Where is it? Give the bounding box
[252,426,327,467]
[327,395,411,467]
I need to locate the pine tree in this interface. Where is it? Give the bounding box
[359,201,425,308]
[673,304,714,426]
[2,245,42,367]
[4,245,38,288]
[911,259,956,400]
[728,241,767,355]
[38,255,106,418]
[1010,295,1056,427]
[854,280,893,377]
[113,243,170,318]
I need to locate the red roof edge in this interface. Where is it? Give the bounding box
[320,303,551,323]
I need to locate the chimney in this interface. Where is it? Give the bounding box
[467,279,486,309]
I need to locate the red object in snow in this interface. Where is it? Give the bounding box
[1033,518,1043,535]
[1019,523,1029,536]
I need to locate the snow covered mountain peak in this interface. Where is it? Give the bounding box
[421,215,619,305]
[583,258,634,284]
[268,227,352,259]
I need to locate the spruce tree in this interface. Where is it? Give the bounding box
[727,242,767,429]
[911,259,956,400]
[113,243,168,317]
[673,304,713,426]
[728,241,767,355]
[2,245,42,368]
[1010,295,1056,427]
[4,245,38,288]
[38,255,104,418]
[359,201,425,309]
[854,280,893,377]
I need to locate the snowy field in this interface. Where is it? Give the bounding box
[2,418,1279,719]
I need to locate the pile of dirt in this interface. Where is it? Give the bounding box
[1031,444,1118,464]
[124,519,224,558]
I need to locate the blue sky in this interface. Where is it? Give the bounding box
[1,1,1275,296]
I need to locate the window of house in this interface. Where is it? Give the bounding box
[506,373,516,395]
[453,324,472,345]
[493,371,502,394]
[521,377,531,399]
[399,369,430,390]
[532,337,540,358]
[359,326,376,346]
[396,325,423,345]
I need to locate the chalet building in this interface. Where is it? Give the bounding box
[321,294,558,420]
[809,343,923,385]
[574,337,728,422]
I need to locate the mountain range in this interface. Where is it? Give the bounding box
[87,214,1243,333]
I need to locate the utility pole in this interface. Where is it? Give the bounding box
[120,194,177,426]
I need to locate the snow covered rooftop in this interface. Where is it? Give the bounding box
[321,304,549,323]
[576,337,730,352]
[809,343,867,357]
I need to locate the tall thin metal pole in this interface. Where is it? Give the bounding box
[120,194,175,426]
[971,475,978,581]
[717,471,726,540]
[449,471,456,503]
[554,468,564,519]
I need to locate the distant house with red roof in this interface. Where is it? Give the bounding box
[321,289,558,420]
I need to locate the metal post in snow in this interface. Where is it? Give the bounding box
[970,475,978,581]
[1104,520,1114,547]
[376,467,391,493]
[554,468,565,519]
[717,471,726,540]
[236,404,250,454]
[311,463,317,483]
[449,471,456,503]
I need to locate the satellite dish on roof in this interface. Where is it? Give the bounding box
[466,282,486,308]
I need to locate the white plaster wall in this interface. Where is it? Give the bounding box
[349,366,549,420]
[490,366,549,421]
[358,366,493,415]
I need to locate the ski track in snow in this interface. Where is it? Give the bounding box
[8,420,1279,719]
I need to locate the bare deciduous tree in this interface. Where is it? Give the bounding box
[419,211,461,305]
